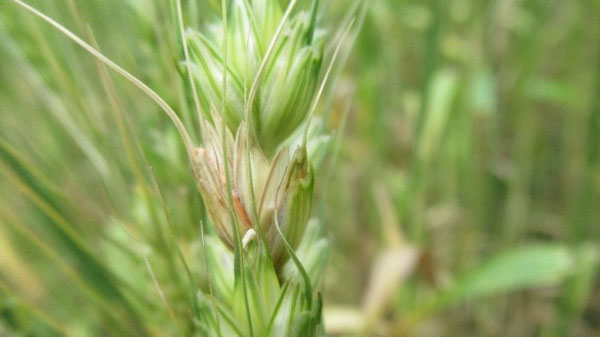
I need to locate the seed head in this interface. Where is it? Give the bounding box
[187,0,324,155]
[192,120,314,267]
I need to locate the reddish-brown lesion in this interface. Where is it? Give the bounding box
[232,191,252,230]
[195,145,255,238]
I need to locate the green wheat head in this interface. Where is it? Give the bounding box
[1,0,360,336]
[185,1,335,335]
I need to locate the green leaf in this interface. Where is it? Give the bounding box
[405,244,585,328]
[446,244,576,304]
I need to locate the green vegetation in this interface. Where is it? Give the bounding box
[1,0,599,336]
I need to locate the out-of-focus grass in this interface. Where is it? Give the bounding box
[322,0,600,336]
[1,0,599,336]
[0,1,206,335]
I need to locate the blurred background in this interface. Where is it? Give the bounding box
[1,0,599,336]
